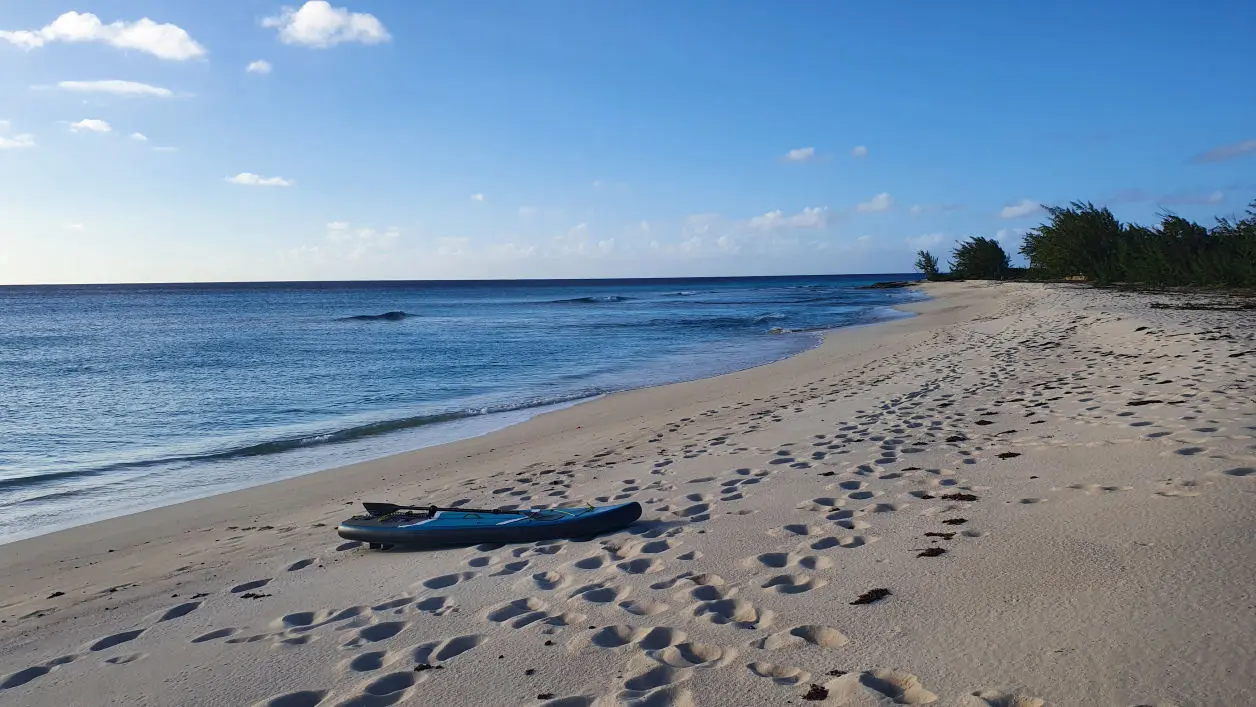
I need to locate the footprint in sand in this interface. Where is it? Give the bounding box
[251,690,328,707]
[231,579,272,594]
[693,598,774,629]
[88,629,145,652]
[578,625,687,651]
[414,596,455,616]
[967,689,1046,707]
[569,582,629,604]
[757,625,848,650]
[191,627,239,643]
[619,599,670,617]
[744,552,833,571]
[153,602,201,622]
[760,574,826,594]
[342,621,407,647]
[647,641,734,668]
[747,661,811,686]
[421,571,477,589]
[411,634,484,663]
[819,669,939,705]
[2,666,45,690]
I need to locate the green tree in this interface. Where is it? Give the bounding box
[914,250,940,279]
[950,237,1011,279]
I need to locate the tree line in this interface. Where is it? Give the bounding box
[914,198,1256,287]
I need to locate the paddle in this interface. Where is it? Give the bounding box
[362,502,522,517]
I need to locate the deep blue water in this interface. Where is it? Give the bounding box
[0,275,923,542]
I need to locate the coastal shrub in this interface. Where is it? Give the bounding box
[1020,198,1256,287]
[949,237,1012,280]
[914,250,941,280]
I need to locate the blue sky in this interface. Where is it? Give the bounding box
[1,1,1253,284]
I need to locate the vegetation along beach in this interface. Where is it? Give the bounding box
[2,2,1254,706]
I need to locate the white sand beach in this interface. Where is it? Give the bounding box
[2,281,1254,706]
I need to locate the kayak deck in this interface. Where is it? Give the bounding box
[337,502,642,549]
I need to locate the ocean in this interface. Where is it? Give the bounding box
[0,275,923,543]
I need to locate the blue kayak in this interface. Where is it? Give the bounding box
[337,502,642,549]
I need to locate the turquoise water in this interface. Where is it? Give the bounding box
[0,275,922,541]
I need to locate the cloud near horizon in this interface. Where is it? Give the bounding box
[262,1,391,48]
[783,146,815,162]
[246,60,273,74]
[999,199,1042,219]
[0,11,206,60]
[746,206,829,230]
[226,173,293,187]
[1190,138,1256,164]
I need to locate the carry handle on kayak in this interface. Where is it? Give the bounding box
[362,502,520,517]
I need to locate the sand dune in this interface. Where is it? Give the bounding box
[2,281,1253,706]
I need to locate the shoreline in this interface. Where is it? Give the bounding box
[1,296,914,546]
[4,280,1252,706]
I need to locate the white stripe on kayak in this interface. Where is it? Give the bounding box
[496,516,529,525]
[396,511,444,528]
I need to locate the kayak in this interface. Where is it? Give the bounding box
[337,501,643,549]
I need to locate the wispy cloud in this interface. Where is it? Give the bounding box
[1191,138,1256,164]
[246,60,273,74]
[850,145,868,158]
[746,206,829,230]
[130,132,148,142]
[783,146,815,162]
[0,121,35,150]
[905,232,944,249]
[0,11,206,60]
[226,172,293,187]
[70,118,111,133]
[999,199,1042,219]
[52,80,173,97]
[262,1,391,48]
[471,193,485,202]
[0,133,35,149]
[856,192,894,213]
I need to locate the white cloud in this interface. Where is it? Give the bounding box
[471,193,485,202]
[994,227,1029,244]
[326,221,350,230]
[0,133,36,149]
[851,145,868,158]
[262,1,391,48]
[856,192,894,212]
[0,121,35,150]
[65,223,85,231]
[0,11,206,60]
[54,80,172,97]
[130,132,148,142]
[999,199,1042,219]
[784,146,815,162]
[226,172,293,187]
[905,232,945,249]
[246,59,273,74]
[70,118,111,133]
[747,206,829,231]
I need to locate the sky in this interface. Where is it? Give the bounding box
[1,1,1254,284]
